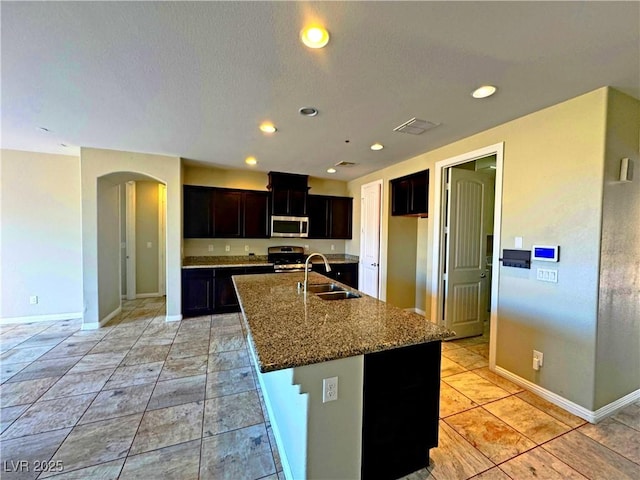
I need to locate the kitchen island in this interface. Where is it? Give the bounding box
[233,272,454,480]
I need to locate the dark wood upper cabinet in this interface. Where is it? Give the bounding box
[268,172,309,216]
[243,190,270,238]
[183,185,270,238]
[307,195,330,238]
[213,189,242,237]
[330,196,353,239]
[391,169,429,217]
[184,186,213,238]
[308,194,353,239]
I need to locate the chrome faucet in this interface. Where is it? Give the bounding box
[302,253,332,293]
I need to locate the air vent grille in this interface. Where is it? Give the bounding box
[393,117,440,135]
[335,161,357,167]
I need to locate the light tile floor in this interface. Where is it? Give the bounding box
[1,298,638,479]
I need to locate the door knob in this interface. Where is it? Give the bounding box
[480,273,487,278]
[371,263,378,267]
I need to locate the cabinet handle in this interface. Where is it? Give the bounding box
[480,273,487,278]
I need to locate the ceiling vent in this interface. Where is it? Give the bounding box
[393,118,440,135]
[335,161,357,167]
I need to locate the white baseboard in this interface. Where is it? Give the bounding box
[0,312,83,326]
[403,307,427,316]
[165,314,182,322]
[494,366,640,424]
[135,293,162,299]
[81,306,122,330]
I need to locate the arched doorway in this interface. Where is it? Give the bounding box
[95,172,167,327]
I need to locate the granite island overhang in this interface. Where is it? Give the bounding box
[233,272,455,480]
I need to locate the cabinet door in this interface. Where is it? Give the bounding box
[361,341,441,479]
[329,197,353,239]
[289,189,307,216]
[213,190,243,237]
[307,195,330,238]
[182,269,214,316]
[391,178,411,216]
[184,186,213,238]
[243,191,270,238]
[409,171,428,215]
[214,267,244,313]
[244,265,274,275]
[331,263,358,289]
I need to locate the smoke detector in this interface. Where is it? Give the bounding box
[393,118,440,135]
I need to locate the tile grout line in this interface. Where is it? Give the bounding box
[197,313,213,480]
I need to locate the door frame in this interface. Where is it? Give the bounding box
[125,181,137,301]
[431,143,504,369]
[359,179,383,299]
[158,183,167,297]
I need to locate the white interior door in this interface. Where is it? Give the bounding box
[360,180,382,298]
[444,168,492,338]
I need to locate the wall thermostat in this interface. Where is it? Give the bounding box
[532,245,559,262]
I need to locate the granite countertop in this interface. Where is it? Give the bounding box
[233,272,455,373]
[182,254,359,269]
[182,255,272,268]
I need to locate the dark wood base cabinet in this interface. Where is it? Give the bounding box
[182,269,215,317]
[182,265,273,317]
[312,262,358,289]
[361,341,441,479]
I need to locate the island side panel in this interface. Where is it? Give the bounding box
[254,347,364,480]
[293,355,364,480]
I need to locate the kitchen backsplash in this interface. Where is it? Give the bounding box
[183,238,347,257]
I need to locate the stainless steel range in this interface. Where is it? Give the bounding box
[268,246,311,273]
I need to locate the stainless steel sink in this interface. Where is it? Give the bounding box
[307,283,345,293]
[316,291,361,300]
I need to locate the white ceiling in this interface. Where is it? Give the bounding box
[2,1,639,181]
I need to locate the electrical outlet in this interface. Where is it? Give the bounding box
[323,376,338,403]
[331,244,335,251]
[533,350,544,371]
[208,245,214,252]
[147,242,152,248]
[244,245,249,252]
[29,295,38,305]
[225,245,230,252]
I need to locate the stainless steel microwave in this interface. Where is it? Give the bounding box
[271,216,309,238]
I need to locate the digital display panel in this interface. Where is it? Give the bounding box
[532,245,559,262]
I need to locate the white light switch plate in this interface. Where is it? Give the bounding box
[536,268,558,283]
[515,236,523,248]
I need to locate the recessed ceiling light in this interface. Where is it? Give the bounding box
[370,143,384,151]
[245,156,258,166]
[327,168,337,174]
[259,123,277,134]
[59,143,69,147]
[299,107,318,117]
[37,127,50,132]
[300,26,330,49]
[472,85,497,99]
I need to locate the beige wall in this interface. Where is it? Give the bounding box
[348,87,630,410]
[97,177,121,320]
[183,164,348,196]
[595,89,640,409]
[387,215,418,308]
[182,163,351,257]
[0,150,83,321]
[81,148,182,327]
[135,181,160,295]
